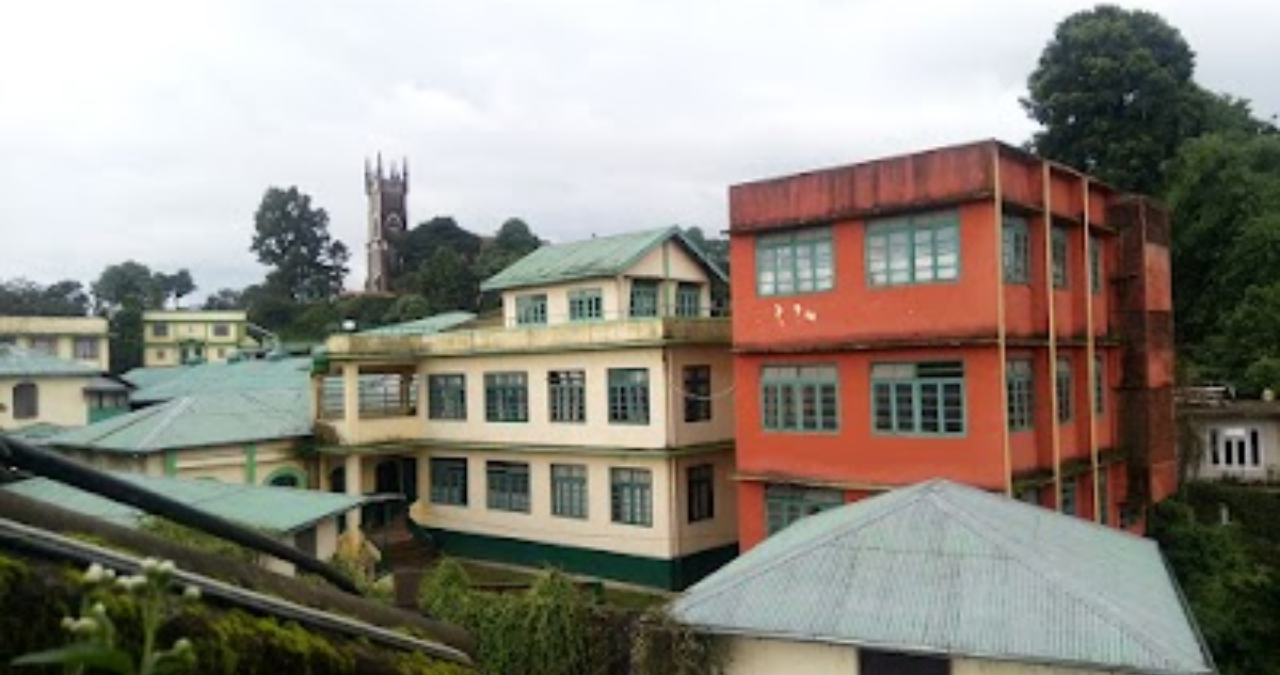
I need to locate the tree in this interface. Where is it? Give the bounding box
[1023,5,1205,194]
[0,278,89,317]
[91,261,161,315]
[250,187,350,303]
[153,269,196,309]
[475,218,542,279]
[390,216,483,288]
[202,288,245,311]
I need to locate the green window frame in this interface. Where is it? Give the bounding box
[1093,354,1105,414]
[1056,356,1073,422]
[428,374,467,420]
[1003,215,1030,284]
[551,464,588,519]
[629,280,660,317]
[871,361,965,436]
[761,365,839,432]
[610,467,652,526]
[485,372,528,422]
[1007,359,1033,431]
[608,368,650,424]
[486,461,530,513]
[675,282,701,318]
[516,294,547,325]
[867,211,960,286]
[430,458,468,506]
[764,484,843,536]
[683,365,712,423]
[687,464,715,523]
[755,227,834,296]
[548,370,586,423]
[1051,226,1069,289]
[568,288,603,321]
[1089,235,1102,293]
[1061,478,1077,516]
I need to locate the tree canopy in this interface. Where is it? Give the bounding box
[0,278,90,317]
[251,187,350,303]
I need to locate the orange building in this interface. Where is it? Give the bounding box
[730,140,1176,550]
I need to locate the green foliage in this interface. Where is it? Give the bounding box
[201,288,245,311]
[395,248,479,315]
[109,306,145,374]
[474,218,543,280]
[139,518,259,565]
[392,216,483,276]
[251,186,350,303]
[0,277,90,317]
[92,261,164,314]
[631,607,729,675]
[1024,5,1205,194]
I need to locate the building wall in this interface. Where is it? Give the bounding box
[0,316,111,371]
[142,310,250,366]
[1191,415,1280,482]
[167,438,308,485]
[0,374,94,429]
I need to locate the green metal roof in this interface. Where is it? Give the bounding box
[122,357,311,405]
[50,389,311,453]
[3,473,365,534]
[359,311,478,336]
[671,480,1215,675]
[479,226,727,292]
[0,345,100,378]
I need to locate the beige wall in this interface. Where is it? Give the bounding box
[0,375,93,430]
[0,316,110,371]
[1192,417,1280,482]
[143,310,250,366]
[668,345,736,447]
[169,439,308,485]
[723,637,1125,675]
[413,446,736,559]
[502,278,626,326]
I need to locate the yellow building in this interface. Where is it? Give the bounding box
[0,345,127,434]
[142,310,258,367]
[312,227,737,589]
[0,316,110,371]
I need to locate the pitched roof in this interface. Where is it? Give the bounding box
[0,345,100,378]
[358,311,478,336]
[671,480,1214,675]
[50,388,311,453]
[479,226,727,292]
[3,473,365,534]
[121,357,311,405]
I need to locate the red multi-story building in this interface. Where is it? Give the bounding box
[730,140,1176,550]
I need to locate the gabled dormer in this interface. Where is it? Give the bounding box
[480,226,727,327]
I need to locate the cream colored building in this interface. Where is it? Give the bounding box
[142,310,257,367]
[0,345,123,433]
[312,227,737,589]
[0,316,110,371]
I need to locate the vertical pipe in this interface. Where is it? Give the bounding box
[1044,163,1063,511]
[993,146,1012,497]
[1083,180,1101,522]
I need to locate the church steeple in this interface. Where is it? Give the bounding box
[364,154,409,293]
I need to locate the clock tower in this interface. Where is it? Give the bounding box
[364,154,409,293]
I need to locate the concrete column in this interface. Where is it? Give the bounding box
[414,450,432,521]
[344,452,363,533]
[342,363,360,427]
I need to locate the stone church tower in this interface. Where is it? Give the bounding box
[364,154,409,293]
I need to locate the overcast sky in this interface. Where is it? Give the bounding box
[1,0,1276,299]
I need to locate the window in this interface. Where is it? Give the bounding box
[428,374,467,420]
[516,294,547,325]
[73,337,99,360]
[1093,354,1105,414]
[608,368,650,424]
[872,362,965,435]
[765,484,843,535]
[1061,478,1077,516]
[29,336,57,355]
[683,365,712,423]
[867,211,960,286]
[430,458,468,506]
[755,227,833,296]
[1051,226,1069,289]
[687,464,715,523]
[675,283,701,317]
[1090,235,1103,293]
[1208,428,1264,469]
[485,372,528,422]
[212,323,230,338]
[568,288,603,321]
[1003,215,1030,284]
[551,464,588,519]
[152,323,170,338]
[1056,356,1073,422]
[1018,486,1041,506]
[1006,359,1033,431]
[761,365,839,432]
[548,370,586,423]
[629,280,659,317]
[12,382,38,419]
[1098,470,1109,525]
[859,649,950,675]
[611,468,652,526]
[487,461,530,513]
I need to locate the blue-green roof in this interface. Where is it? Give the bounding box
[3,473,365,534]
[50,389,311,453]
[122,357,311,405]
[359,311,477,336]
[672,480,1214,675]
[479,226,727,292]
[0,345,99,378]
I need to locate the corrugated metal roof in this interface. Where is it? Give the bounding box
[122,357,311,404]
[359,311,478,336]
[479,226,727,292]
[50,388,311,453]
[3,473,365,533]
[0,345,100,378]
[671,480,1214,675]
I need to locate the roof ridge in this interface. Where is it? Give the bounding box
[59,400,173,446]
[929,487,1201,669]
[136,397,197,451]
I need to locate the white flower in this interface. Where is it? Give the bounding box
[71,617,99,635]
[61,616,75,631]
[91,602,107,617]
[83,563,105,584]
[183,585,201,601]
[173,638,192,654]
[157,560,176,575]
[116,575,148,592]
